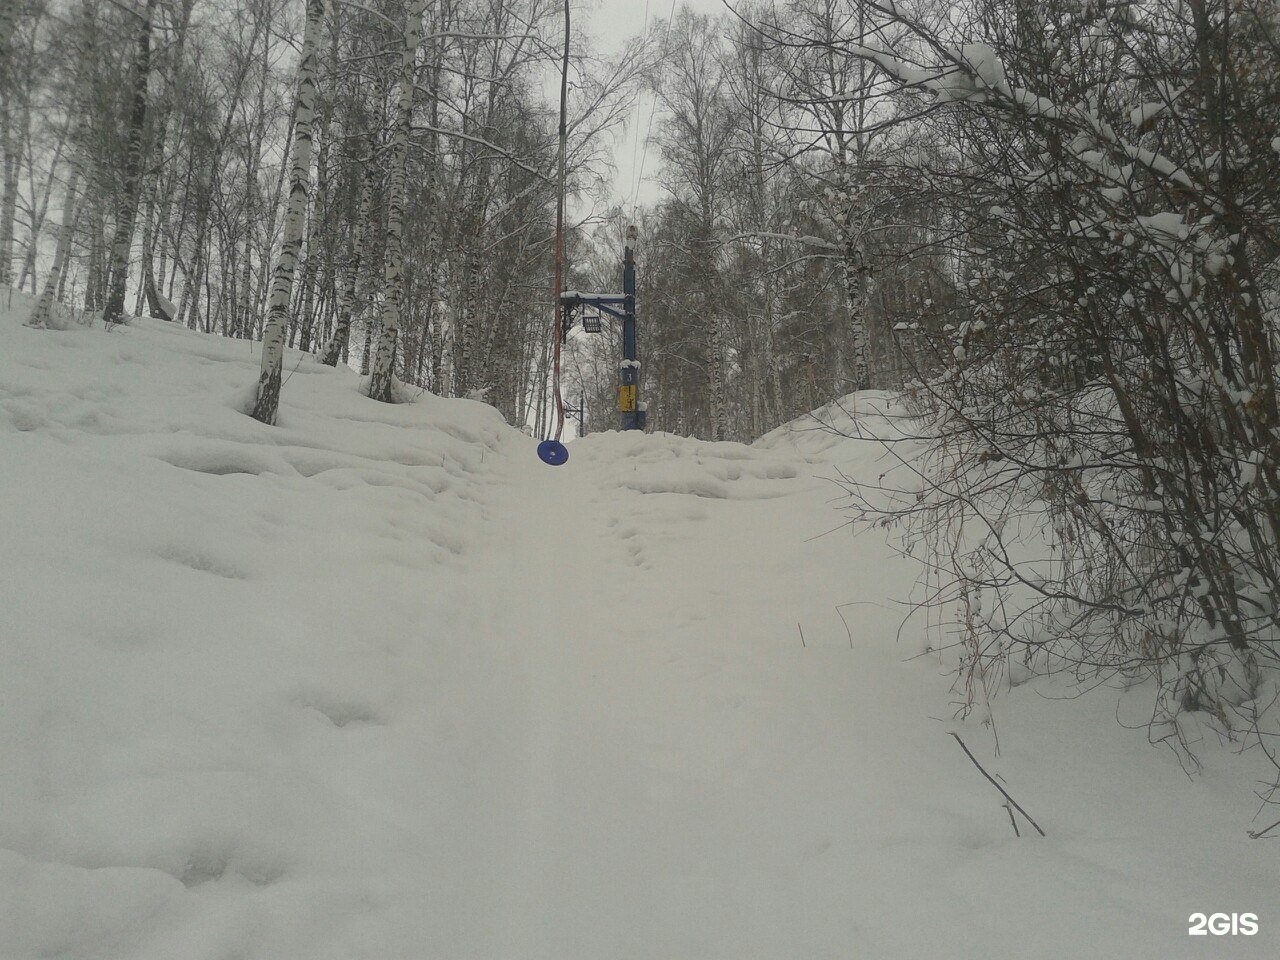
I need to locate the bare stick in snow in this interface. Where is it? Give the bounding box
[1003,803,1020,838]
[836,604,853,649]
[950,733,1045,837]
[1248,818,1280,841]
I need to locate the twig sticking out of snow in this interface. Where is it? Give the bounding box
[1247,817,1280,840]
[1003,803,1020,838]
[950,733,1046,837]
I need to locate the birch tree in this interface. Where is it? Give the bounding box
[26,164,80,329]
[653,10,737,440]
[320,166,373,366]
[102,0,157,327]
[768,0,885,393]
[0,0,21,288]
[0,0,47,291]
[367,0,426,404]
[724,8,787,433]
[250,0,324,425]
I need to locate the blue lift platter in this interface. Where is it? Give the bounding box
[537,439,569,466]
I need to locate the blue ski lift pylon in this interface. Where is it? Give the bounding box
[537,439,569,466]
[540,227,644,469]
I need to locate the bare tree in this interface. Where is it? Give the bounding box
[652,9,738,440]
[102,0,157,326]
[810,0,1280,751]
[251,0,324,425]
[26,162,80,329]
[368,0,426,403]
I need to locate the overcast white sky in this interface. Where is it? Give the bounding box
[580,0,737,212]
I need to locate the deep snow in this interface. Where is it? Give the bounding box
[1,288,1276,958]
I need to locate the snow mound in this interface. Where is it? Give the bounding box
[0,291,517,956]
[755,389,924,467]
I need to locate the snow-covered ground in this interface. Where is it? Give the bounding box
[1,289,1275,958]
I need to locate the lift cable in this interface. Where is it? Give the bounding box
[549,0,571,449]
[630,0,678,219]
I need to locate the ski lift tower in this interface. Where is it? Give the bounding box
[560,225,646,431]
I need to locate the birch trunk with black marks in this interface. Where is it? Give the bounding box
[0,0,15,287]
[367,0,426,403]
[708,312,727,441]
[696,209,727,441]
[140,0,195,322]
[249,0,323,425]
[454,239,483,396]
[18,130,67,293]
[298,153,326,352]
[831,38,870,394]
[839,176,870,392]
[27,165,80,329]
[296,231,317,351]
[102,0,156,327]
[0,99,20,288]
[84,197,103,314]
[360,321,374,375]
[296,104,330,352]
[320,170,372,366]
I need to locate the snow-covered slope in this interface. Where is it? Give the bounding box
[1,293,1275,959]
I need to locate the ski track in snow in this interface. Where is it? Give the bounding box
[0,291,1276,959]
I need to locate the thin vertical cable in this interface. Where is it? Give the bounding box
[550,0,570,441]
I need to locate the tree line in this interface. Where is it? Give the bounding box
[569,1,955,442]
[4,0,638,427]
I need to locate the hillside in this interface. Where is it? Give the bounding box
[1,292,1275,959]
